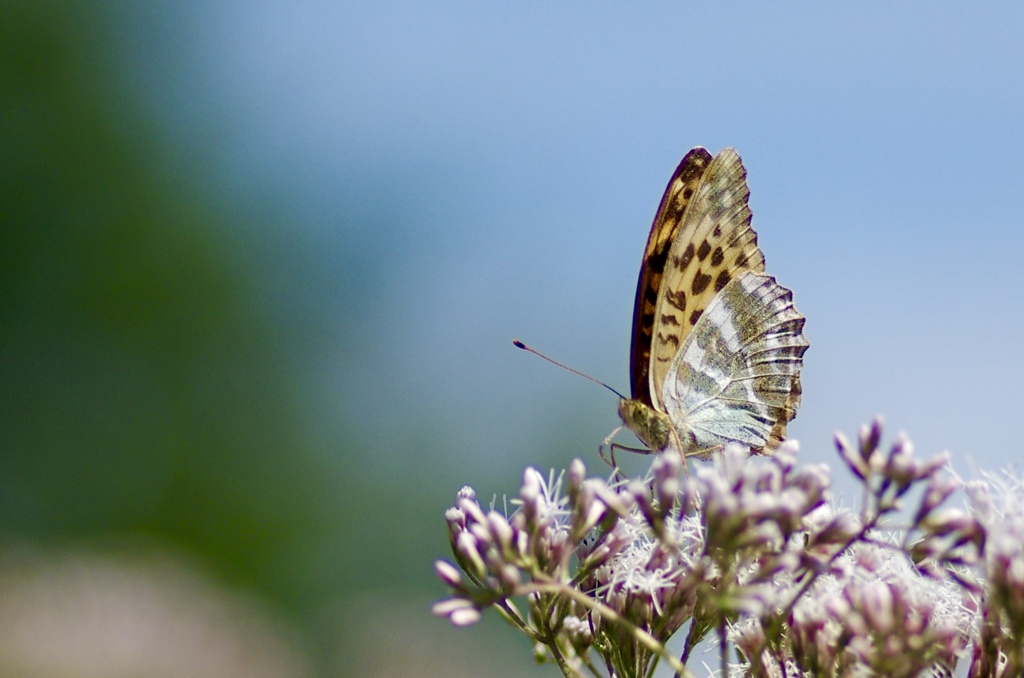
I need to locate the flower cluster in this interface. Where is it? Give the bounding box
[434,419,1015,677]
[964,472,1024,676]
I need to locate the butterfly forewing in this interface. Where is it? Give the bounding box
[629,147,713,409]
[645,149,767,411]
[662,272,808,456]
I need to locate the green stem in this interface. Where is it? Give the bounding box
[522,580,695,678]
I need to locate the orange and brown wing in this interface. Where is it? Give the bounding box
[636,148,767,412]
[628,147,713,408]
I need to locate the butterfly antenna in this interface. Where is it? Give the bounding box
[512,339,626,400]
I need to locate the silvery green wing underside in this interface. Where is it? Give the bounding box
[662,271,808,455]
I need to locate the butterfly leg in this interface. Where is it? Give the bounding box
[599,427,651,482]
[599,427,625,481]
[599,426,620,462]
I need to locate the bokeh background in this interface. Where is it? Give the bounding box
[2,2,1022,676]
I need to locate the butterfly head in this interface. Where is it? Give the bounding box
[617,398,672,454]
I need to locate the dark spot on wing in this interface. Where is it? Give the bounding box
[659,314,680,326]
[692,270,711,295]
[648,247,669,275]
[697,240,711,261]
[689,308,704,326]
[711,247,724,267]
[714,270,731,292]
[674,243,695,271]
[665,289,686,311]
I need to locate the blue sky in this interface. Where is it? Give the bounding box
[134,2,1024,497]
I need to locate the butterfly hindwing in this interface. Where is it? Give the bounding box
[662,272,808,457]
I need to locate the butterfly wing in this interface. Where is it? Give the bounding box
[645,149,766,413]
[662,271,808,457]
[629,147,713,408]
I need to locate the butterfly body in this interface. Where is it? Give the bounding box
[620,148,808,458]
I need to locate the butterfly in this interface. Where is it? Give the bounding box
[616,147,808,459]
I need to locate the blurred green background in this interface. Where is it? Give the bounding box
[3,1,1023,676]
[1,2,494,676]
